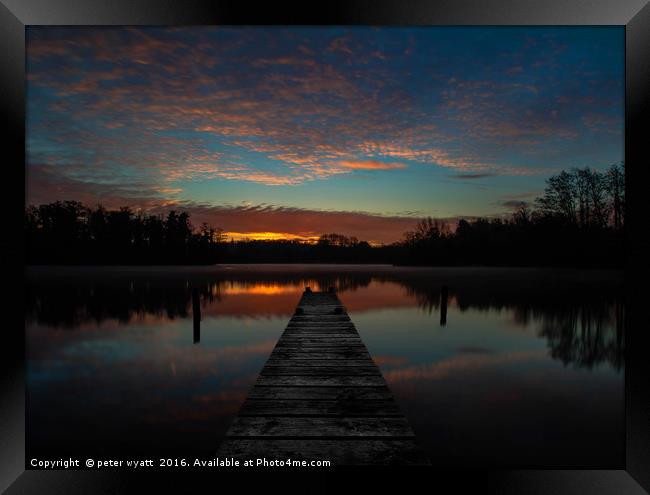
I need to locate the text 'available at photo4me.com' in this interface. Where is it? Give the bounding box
[29,457,332,469]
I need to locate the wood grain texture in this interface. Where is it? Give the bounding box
[226,417,415,437]
[245,386,394,401]
[216,290,429,465]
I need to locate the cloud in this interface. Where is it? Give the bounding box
[25,27,624,219]
[181,204,425,245]
[450,173,498,180]
[359,142,494,172]
[26,164,165,208]
[496,191,540,211]
[26,166,425,243]
[581,113,623,135]
[336,160,407,171]
[27,26,599,190]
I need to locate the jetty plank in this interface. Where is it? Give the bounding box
[255,375,387,387]
[216,289,429,465]
[246,386,394,401]
[264,359,379,367]
[237,399,402,416]
[226,417,415,438]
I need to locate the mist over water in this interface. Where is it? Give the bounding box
[25,265,624,467]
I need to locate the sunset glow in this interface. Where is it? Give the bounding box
[26,27,624,244]
[222,232,320,242]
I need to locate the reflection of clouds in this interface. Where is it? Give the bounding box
[387,350,624,467]
[384,350,546,382]
[28,319,273,453]
[221,282,303,295]
[144,389,255,424]
[27,267,625,459]
[342,281,416,313]
[29,278,421,328]
[373,355,410,367]
[201,293,297,320]
[127,339,276,373]
[28,313,276,377]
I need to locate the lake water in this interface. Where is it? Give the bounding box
[25,265,625,467]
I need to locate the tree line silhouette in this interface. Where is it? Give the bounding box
[25,163,624,267]
[399,163,624,267]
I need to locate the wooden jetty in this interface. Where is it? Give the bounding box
[216,288,429,465]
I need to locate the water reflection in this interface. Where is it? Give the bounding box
[192,288,200,344]
[26,266,625,371]
[538,304,625,370]
[25,265,624,465]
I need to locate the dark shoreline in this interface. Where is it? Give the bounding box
[26,265,623,302]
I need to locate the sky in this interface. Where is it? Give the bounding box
[26,27,624,244]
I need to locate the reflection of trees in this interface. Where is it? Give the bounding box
[403,285,441,314]
[26,278,195,328]
[400,275,625,371]
[25,272,373,329]
[26,268,624,370]
[536,302,625,371]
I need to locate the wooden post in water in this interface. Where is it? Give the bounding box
[440,285,448,326]
[192,288,201,344]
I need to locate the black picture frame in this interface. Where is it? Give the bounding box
[2,0,649,492]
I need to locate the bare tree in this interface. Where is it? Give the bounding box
[606,162,625,230]
[537,170,578,224]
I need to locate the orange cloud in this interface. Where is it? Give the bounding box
[336,160,407,170]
